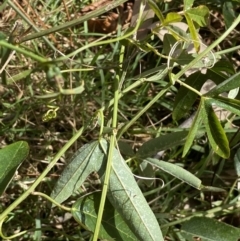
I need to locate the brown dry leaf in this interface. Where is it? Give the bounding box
[81,0,134,33]
[88,12,119,33]
[80,0,111,13]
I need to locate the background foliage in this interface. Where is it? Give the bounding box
[0,0,240,240]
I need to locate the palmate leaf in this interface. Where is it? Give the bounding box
[163,33,176,56]
[163,12,183,25]
[185,6,209,27]
[0,141,29,196]
[51,139,163,241]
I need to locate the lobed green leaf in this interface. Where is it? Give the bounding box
[185,6,210,27]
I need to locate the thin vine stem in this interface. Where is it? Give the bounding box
[93,2,145,239]
[173,14,240,82]
[0,126,84,223]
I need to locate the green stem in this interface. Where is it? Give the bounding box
[54,6,146,62]
[161,199,240,228]
[173,14,240,81]
[0,126,84,222]
[7,0,59,52]
[174,75,202,96]
[93,2,146,238]
[117,83,172,139]
[31,192,71,212]
[0,41,47,63]
[17,0,129,43]
[92,34,128,241]
[216,45,240,55]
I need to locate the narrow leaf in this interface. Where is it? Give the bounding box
[206,71,240,97]
[51,141,102,205]
[99,139,164,241]
[136,131,189,159]
[51,139,164,241]
[148,0,164,23]
[173,72,208,121]
[201,186,226,192]
[117,141,135,157]
[181,217,240,241]
[165,24,189,41]
[202,99,230,158]
[233,148,240,176]
[184,12,200,51]
[209,59,235,76]
[0,141,29,196]
[145,158,202,189]
[182,101,205,157]
[223,1,236,29]
[207,96,240,117]
[72,193,139,241]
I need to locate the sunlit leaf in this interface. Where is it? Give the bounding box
[164,12,183,25]
[202,99,229,158]
[182,100,205,157]
[185,6,210,27]
[228,87,239,99]
[99,139,164,241]
[184,12,200,51]
[51,141,101,205]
